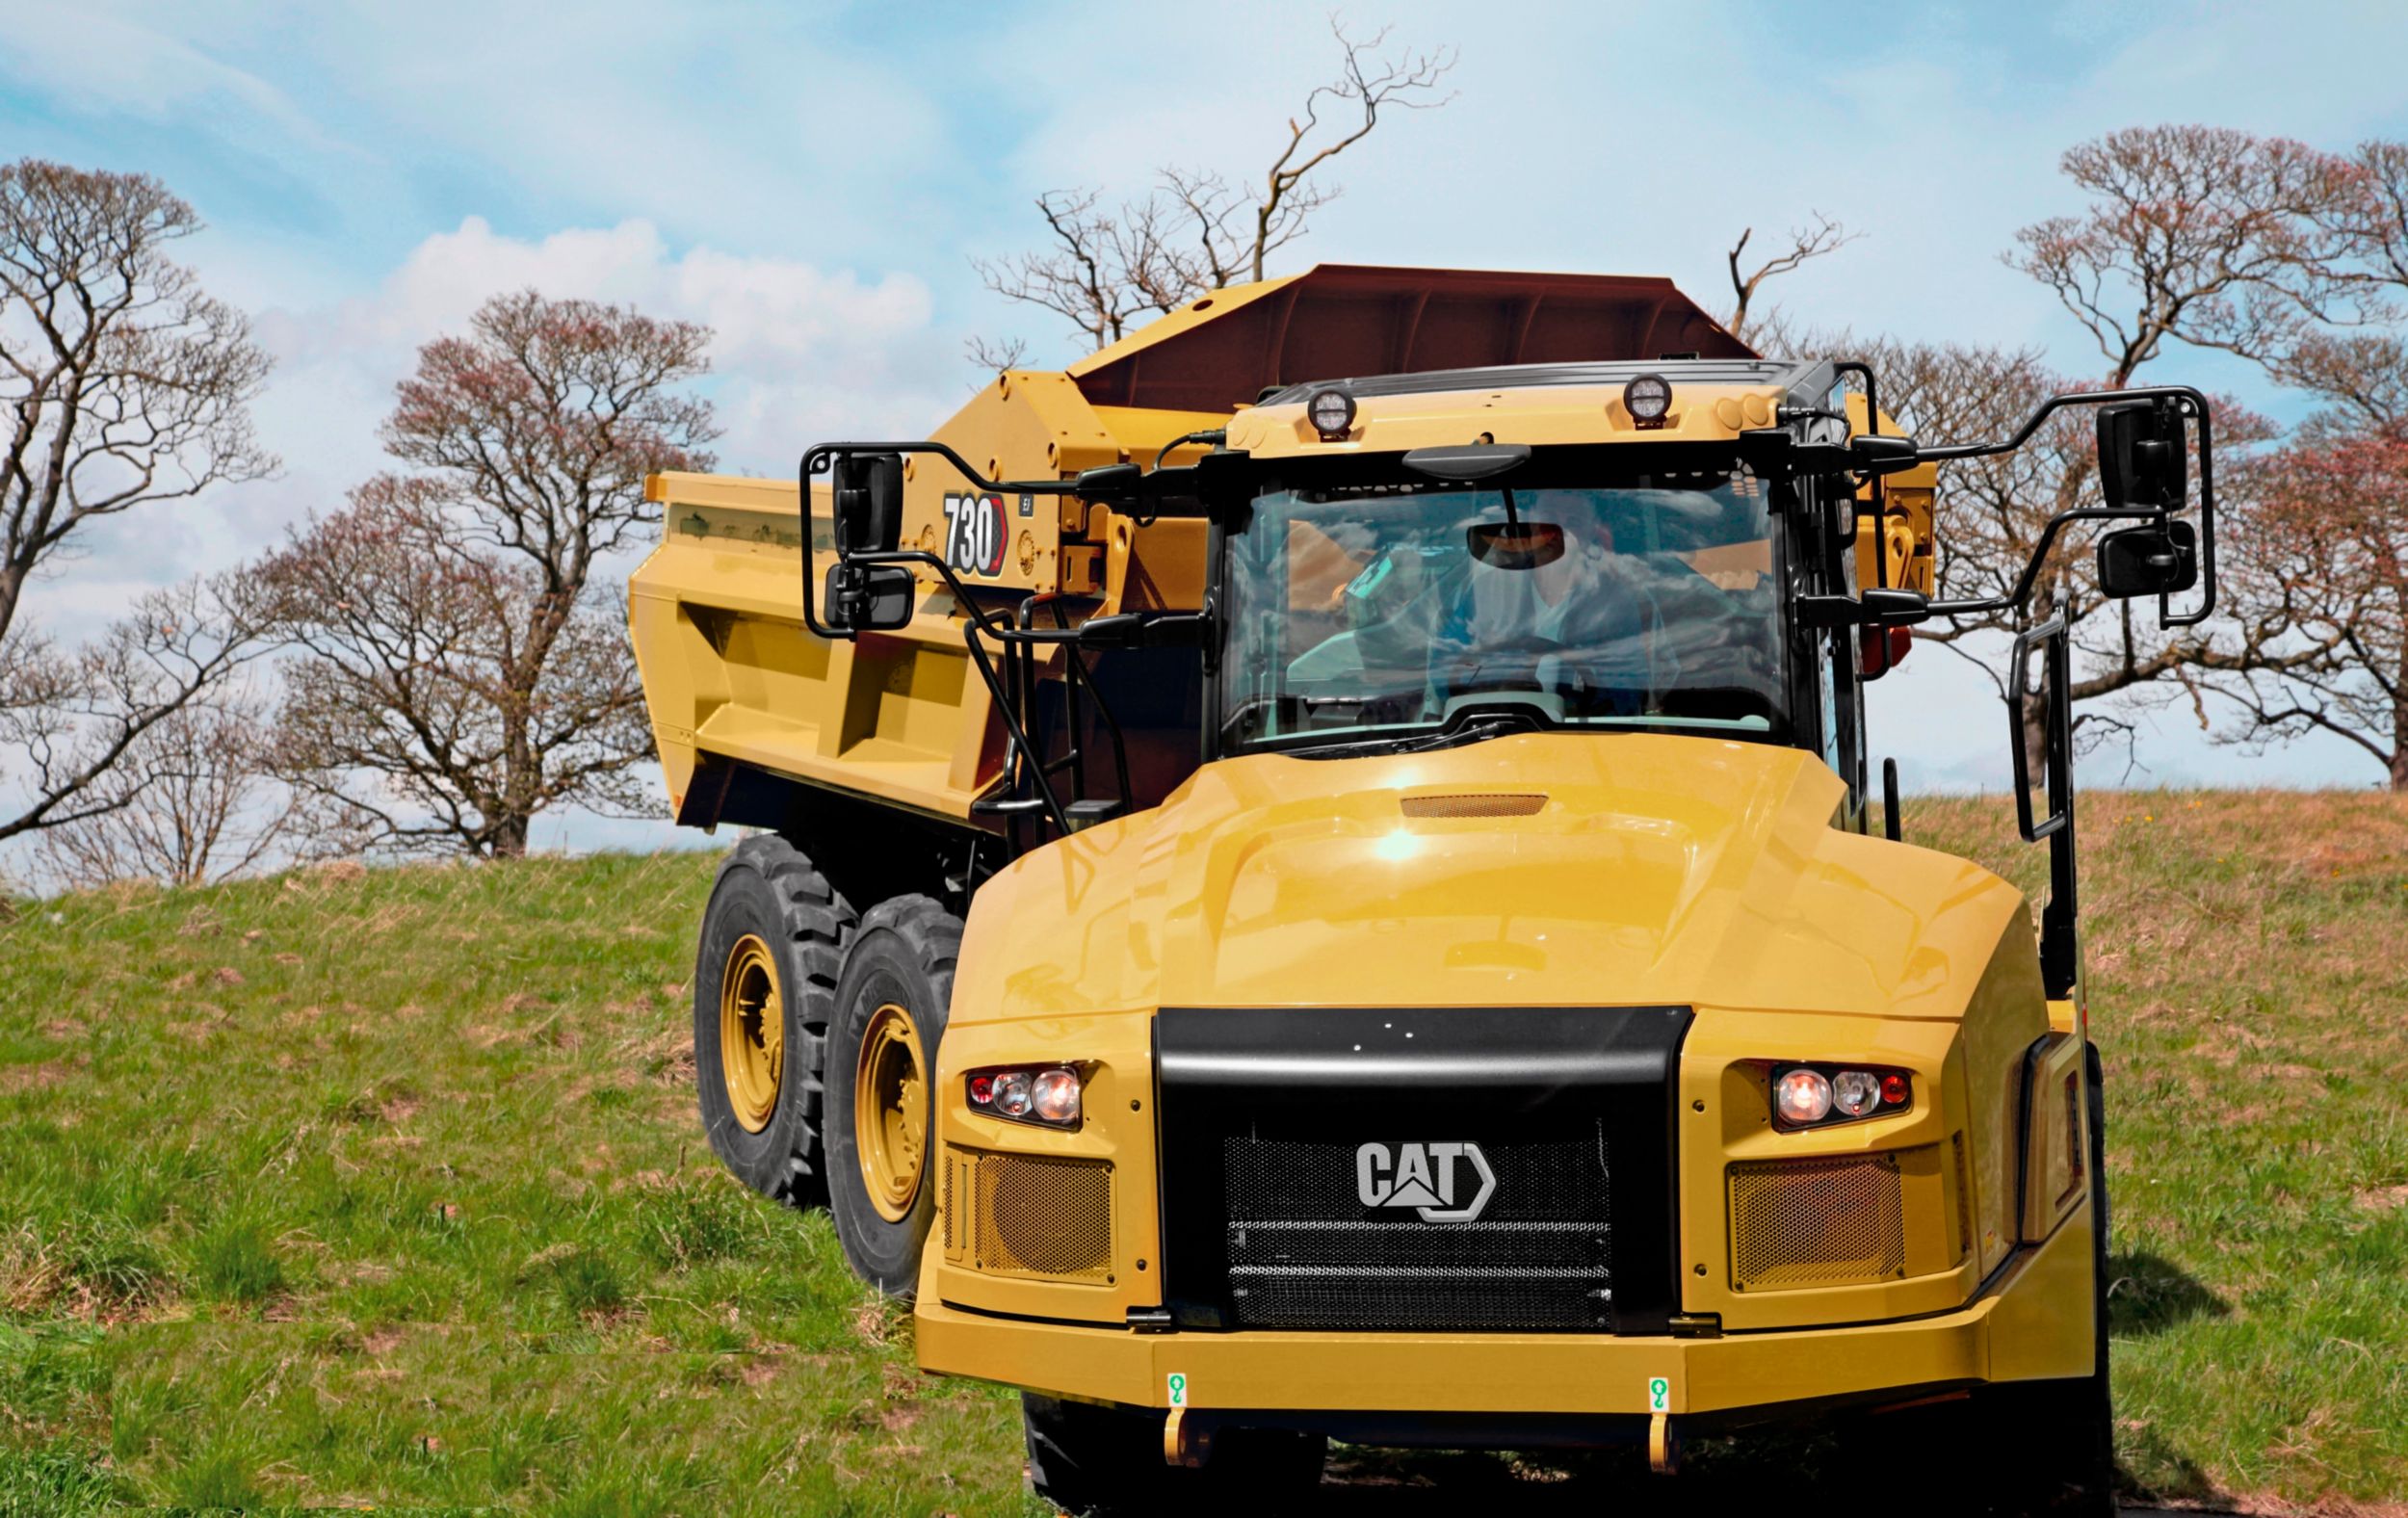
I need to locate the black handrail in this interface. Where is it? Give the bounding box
[2008,614,2080,999]
[796,442,1153,856]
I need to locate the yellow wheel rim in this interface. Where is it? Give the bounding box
[854,1002,929,1222]
[719,934,782,1134]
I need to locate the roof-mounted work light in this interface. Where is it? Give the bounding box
[1623,373,1673,429]
[1307,387,1358,441]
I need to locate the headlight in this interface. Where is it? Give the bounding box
[965,1063,1083,1131]
[1774,1067,1832,1126]
[1769,1061,1912,1131]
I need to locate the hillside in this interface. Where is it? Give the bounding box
[2,793,2404,1515]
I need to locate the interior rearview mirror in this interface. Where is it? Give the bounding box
[833,453,904,554]
[1467,521,1565,570]
[2097,401,2186,510]
[823,563,915,632]
[2097,519,2197,599]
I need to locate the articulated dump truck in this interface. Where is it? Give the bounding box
[629,265,2218,1515]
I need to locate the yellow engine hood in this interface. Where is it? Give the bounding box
[953,733,2032,1025]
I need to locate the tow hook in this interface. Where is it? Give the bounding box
[1649,1410,1682,1476]
[1164,1406,1216,1468]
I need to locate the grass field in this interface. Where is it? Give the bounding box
[2,792,2404,1515]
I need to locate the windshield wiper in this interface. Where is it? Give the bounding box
[1277,708,1547,761]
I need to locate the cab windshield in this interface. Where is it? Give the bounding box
[1219,466,1787,752]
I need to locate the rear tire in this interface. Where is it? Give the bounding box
[692,836,853,1210]
[1022,1395,1327,1517]
[824,895,960,1296]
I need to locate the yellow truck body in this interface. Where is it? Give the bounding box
[627,263,2187,1510]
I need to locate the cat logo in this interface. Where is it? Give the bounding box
[1355,1141,1497,1223]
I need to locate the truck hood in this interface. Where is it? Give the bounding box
[954,733,2030,1024]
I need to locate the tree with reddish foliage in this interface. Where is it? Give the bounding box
[260,291,717,856]
[2017,128,2408,788]
[2196,426,2408,788]
[2008,124,2357,386]
[1835,124,2360,775]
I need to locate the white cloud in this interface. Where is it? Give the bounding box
[109,216,961,590]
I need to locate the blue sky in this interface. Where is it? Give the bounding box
[7,0,2408,852]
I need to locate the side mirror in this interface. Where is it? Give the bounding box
[2097,519,2197,599]
[2097,401,2186,510]
[833,453,904,554]
[1467,520,1565,569]
[823,563,915,632]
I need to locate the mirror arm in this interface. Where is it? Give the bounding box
[1915,383,2209,462]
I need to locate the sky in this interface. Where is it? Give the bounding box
[6,0,2408,857]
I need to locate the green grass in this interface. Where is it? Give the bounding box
[0,851,1034,1516]
[1,795,2404,1513]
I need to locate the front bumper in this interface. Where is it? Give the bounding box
[915,1196,2092,1421]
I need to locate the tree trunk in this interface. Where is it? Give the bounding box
[0,559,26,648]
[490,813,530,858]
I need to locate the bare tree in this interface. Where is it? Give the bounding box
[39,677,290,887]
[963,333,1029,378]
[971,189,1201,351]
[970,17,1455,360]
[0,160,276,841]
[2009,125,2354,386]
[1724,214,1860,348]
[261,292,716,857]
[0,572,275,846]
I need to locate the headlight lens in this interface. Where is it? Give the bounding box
[1769,1061,1913,1131]
[1032,1068,1082,1124]
[1775,1067,1833,1126]
[965,1064,1082,1131]
[1832,1068,1883,1117]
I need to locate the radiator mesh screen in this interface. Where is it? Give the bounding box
[1729,1152,1906,1292]
[963,1151,1113,1283]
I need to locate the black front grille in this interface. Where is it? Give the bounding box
[1219,1122,1612,1330]
[1155,1006,1691,1337]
